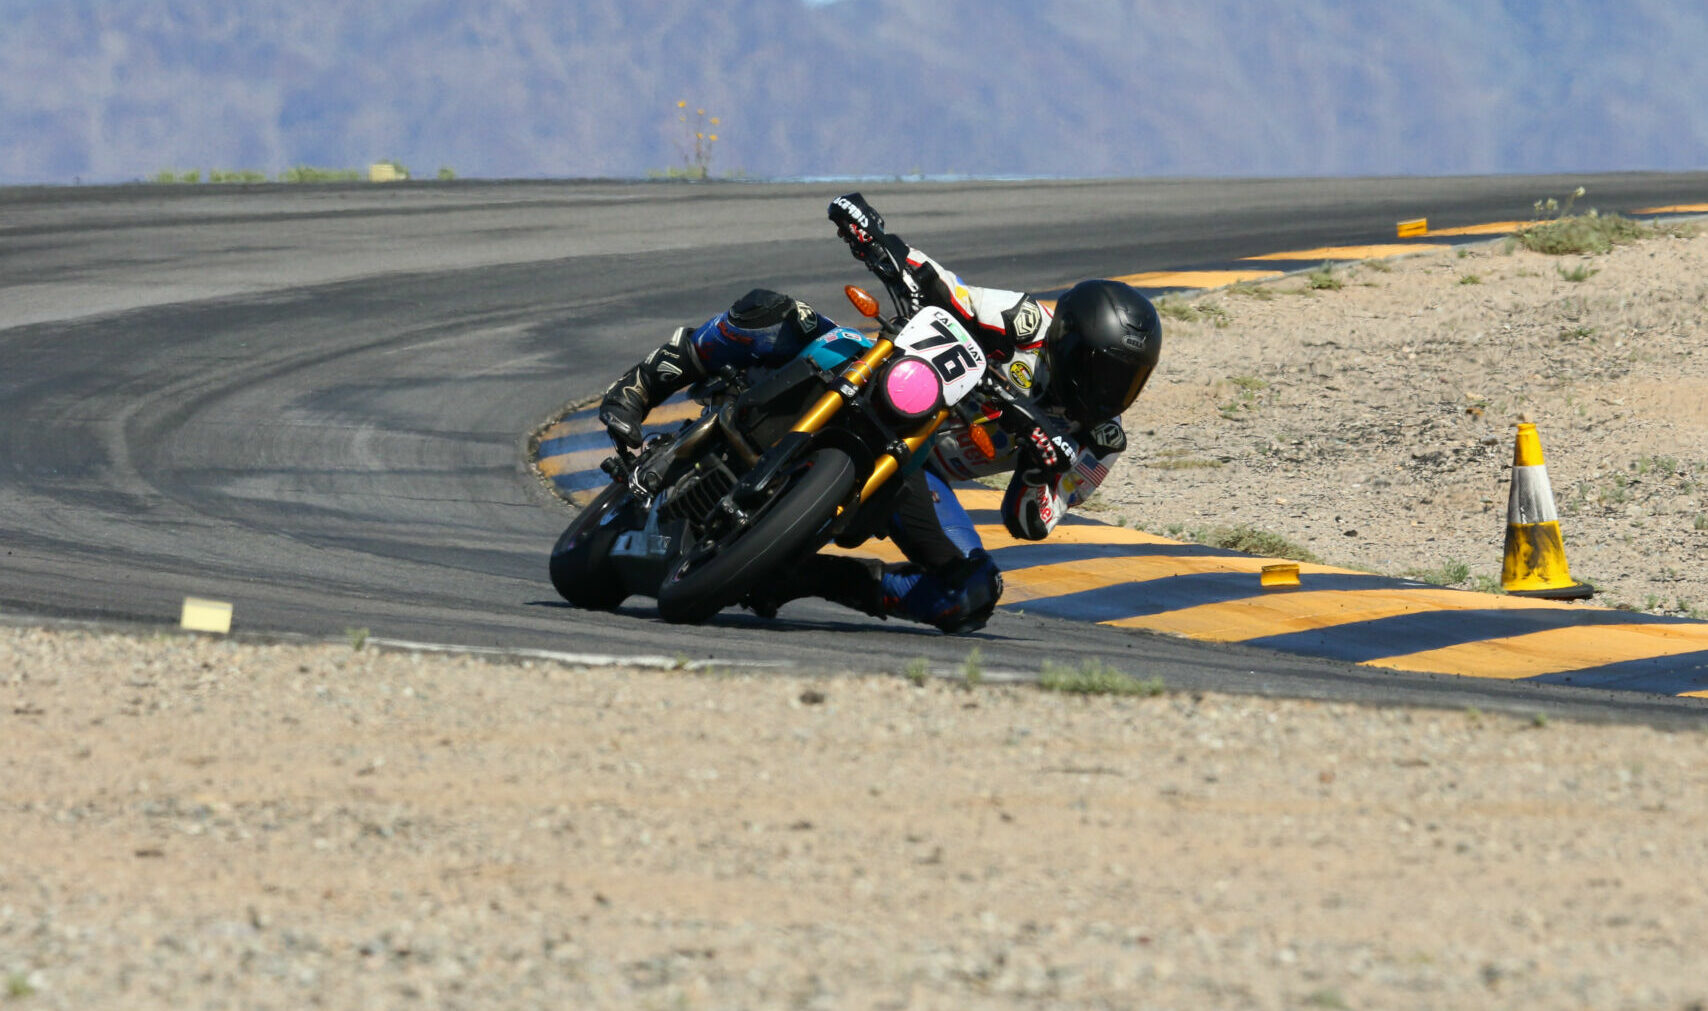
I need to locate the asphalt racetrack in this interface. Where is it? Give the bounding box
[6,174,1708,722]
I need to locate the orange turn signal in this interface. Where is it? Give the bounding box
[967,421,996,461]
[845,285,881,318]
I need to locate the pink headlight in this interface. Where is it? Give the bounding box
[881,357,943,418]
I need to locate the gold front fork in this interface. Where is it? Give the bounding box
[856,409,951,504]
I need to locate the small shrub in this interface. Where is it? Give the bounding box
[1458,273,1482,285]
[1361,258,1393,273]
[1469,574,1505,595]
[347,627,369,651]
[962,647,983,688]
[1307,263,1343,290]
[672,100,722,177]
[1040,659,1165,697]
[904,657,929,686]
[437,166,457,181]
[1634,455,1678,477]
[1149,456,1223,471]
[1228,281,1275,300]
[1520,213,1652,255]
[1558,263,1599,283]
[1155,297,1228,327]
[280,165,361,183]
[1193,525,1320,563]
[1404,560,1472,586]
[1218,375,1268,418]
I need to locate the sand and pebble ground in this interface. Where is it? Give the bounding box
[1103,221,1708,616]
[5,220,1708,1009]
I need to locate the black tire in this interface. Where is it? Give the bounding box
[656,448,857,624]
[549,483,633,610]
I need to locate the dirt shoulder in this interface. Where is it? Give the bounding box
[1102,222,1708,617]
[6,224,1708,1010]
[3,622,1707,1010]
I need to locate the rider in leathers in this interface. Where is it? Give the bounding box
[598,193,1161,633]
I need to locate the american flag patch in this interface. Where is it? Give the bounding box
[1075,456,1110,486]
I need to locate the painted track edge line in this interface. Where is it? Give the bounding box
[365,636,786,671]
[363,635,1038,683]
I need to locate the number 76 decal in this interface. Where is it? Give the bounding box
[895,308,986,401]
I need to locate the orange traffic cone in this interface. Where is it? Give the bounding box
[1500,423,1593,599]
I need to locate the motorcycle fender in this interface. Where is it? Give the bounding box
[809,427,879,478]
[729,431,814,507]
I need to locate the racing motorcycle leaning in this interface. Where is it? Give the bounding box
[549,274,997,624]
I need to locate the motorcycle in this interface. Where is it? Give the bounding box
[549,274,1000,624]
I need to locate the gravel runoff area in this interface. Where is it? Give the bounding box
[1101,218,1708,616]
[5,220,1708,1009]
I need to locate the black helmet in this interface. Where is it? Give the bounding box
[1044,280,1161,424]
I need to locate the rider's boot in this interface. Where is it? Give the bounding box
[744,555,888,620]
[745,551,1003,634]
[882,551,1004,634]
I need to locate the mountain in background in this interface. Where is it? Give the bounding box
[4,0,1706,184]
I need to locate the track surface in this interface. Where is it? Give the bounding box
[6,174,1708,722]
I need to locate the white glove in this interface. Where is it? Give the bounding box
[1001,471,1065,541]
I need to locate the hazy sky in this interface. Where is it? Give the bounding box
[3,0,1705,184]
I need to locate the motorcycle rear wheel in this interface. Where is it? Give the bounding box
[656,448,856,624]
[549,482,632,610]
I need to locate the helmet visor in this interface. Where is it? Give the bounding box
[1080,349,1154,420]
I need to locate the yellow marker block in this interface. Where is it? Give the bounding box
[1396,218,1428,237]
[1260,562,1301,588]
[1633,203,1708,214]
[1244,244,1451,261]
[180,597,233,634]
[1109,270,1285,289]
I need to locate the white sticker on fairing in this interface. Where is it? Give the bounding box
[893,306,986,406]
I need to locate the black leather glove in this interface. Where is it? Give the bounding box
[829,192,885,247]
[829,193,908,280]
[598,398,644,450]
[1018,424,1078,480]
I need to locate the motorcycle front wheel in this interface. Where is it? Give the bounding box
[656,448,857,624]
[549,482,633,610]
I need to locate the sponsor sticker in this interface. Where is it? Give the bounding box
[952,284,974,317]
[1008,361,1033,389]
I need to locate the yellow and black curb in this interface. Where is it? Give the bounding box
[536,400,1708,699]
[535,206,1708,698]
